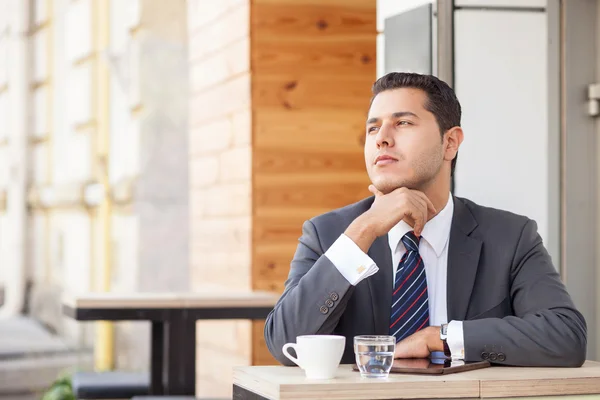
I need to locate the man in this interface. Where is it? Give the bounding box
[264,72,587,367]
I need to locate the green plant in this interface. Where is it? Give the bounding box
[41,373,75,400]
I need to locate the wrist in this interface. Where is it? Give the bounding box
[344,214,377,253]
[427,326,444,352]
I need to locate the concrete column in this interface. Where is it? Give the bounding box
[110,0,190,371]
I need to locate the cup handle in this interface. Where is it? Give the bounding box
[282,343,302,368]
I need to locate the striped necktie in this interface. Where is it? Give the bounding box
[389,231,430,343]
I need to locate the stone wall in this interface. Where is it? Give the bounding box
[187,0,252,397]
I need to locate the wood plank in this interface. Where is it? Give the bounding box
[252,215,306,243]
[252,251,294,293]
[253,36,375,76]
[254,109,368,152]
[252,279,286,294]
[255,206,336,220]
[253,74,373,110]
[483,378,600,398]
[252,2,375,37]
[254,243,297,257]
[255,172,369,186]
[475,361,600,398]
[255,183,367,210]
[254,148,365,174]
[252,320,279,366]
[233,362,600,399]
[233,364,480,399]
[254,0,373,7]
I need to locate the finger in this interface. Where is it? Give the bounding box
[405,196,427,236]
[368,184,384,196]
[409,190,436,215]
[408,192,428,218]
[411,190,436,214]
[404,207,423,237]
[411,197,427,236]
[406,209,424,237]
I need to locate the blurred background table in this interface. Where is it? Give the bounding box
[63,290,278,396]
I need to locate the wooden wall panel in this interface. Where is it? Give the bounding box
[250,0,376,365]
[254,109,366,151]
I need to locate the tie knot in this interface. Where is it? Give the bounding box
[401,231,420,252]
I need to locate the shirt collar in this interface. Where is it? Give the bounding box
[387,193,454,257]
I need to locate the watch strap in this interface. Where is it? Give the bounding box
[443,338,451,357]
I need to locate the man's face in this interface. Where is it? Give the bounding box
[365,88,446,194]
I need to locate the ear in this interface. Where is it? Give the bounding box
[444,126,464,162]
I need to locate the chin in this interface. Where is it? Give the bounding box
[372,174,423,194]
[372,180,404,195]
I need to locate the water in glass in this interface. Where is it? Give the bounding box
[354,335,395,378]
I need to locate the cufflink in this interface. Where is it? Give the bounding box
[356,265,366,273]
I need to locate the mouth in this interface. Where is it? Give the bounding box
[374,155,398,166]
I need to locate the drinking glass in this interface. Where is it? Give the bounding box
[354,335,396,378]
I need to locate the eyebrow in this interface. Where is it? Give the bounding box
[366,111,420,125]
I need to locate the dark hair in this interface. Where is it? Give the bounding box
[371,72,461,176]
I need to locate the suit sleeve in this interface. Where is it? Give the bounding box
[325,234,379,284]
[463,220,587,367]
[263,220,356,366]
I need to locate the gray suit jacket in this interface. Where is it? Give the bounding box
[264,196,587,367]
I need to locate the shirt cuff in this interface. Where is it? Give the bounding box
[447,320,465,360]
[324,234,379,286]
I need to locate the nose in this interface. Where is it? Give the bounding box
[375,122,395,148]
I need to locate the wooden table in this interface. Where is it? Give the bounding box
[232,361,600,399]
[63,290,279,396]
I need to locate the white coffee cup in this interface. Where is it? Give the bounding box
[282,335,346,379]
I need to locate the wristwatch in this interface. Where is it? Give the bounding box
[440,323,451,357]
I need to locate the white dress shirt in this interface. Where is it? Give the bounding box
[325,194,465,360]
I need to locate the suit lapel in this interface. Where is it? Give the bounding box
[367,234,393,334]
[447,197,482,321]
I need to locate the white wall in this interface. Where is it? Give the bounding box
[453,9,551,248]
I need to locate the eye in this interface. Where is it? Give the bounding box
[397,120,412,126]
[367,126,379,133]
